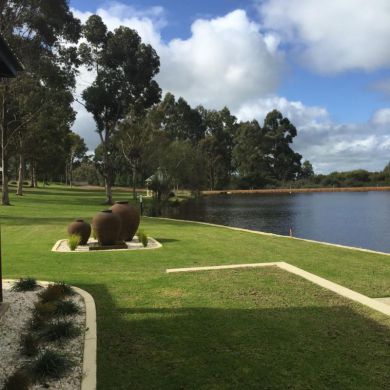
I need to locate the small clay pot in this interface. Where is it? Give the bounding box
[67,219,91,245]
[110,201,140,241]
[92,210,121,246]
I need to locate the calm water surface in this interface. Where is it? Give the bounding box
[165,192,390,253]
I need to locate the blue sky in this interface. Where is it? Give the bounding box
[69,0,390,173]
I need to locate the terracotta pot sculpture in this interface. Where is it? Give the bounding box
[67,219,91,245]
[92,210,121,246]
[110,201,140,241]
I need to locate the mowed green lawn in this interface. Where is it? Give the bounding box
[1,185,389,389]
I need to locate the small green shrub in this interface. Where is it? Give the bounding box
[38,285,64,303]
[3,369,31,390]
[21,333,39,357]
[54,281,75,296]
[34,302,57,319]
[91,228,97,240]
[68,234,81,251]
[54,300,80,316]
[11,278,38,292]
[31,350,72,380]
[40,320,80,341]
[29,314,46,331]
[137,230,148,247]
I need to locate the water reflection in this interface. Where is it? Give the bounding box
[164,192,390,253]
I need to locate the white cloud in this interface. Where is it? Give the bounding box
[158,10,283,109]
[235,96,329,128]
[371,108,390,125]
[258,0,390,73]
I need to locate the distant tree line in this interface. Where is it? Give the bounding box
[293,164,390,189]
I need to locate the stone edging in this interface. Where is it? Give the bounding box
[148,216,390,256]
[51,237,162,253]
[166,262,390,317]
[4,279,97,390]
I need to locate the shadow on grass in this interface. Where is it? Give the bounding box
[80,283,389,390]
[154,238,180,244]
[0,215,85,226]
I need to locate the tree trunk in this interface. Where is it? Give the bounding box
[69,160,73,188]
[30,161,37,188]
[29,163,34,187]
[65,162,68,186]
[33,163,37,187]
[1,85,10,205]
[103,141,113,205]
[104,175,112,204]
[132,163,137,200]
[1,151,9,205]
[16,152,24,196]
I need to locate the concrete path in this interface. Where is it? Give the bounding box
[374,297,390,306]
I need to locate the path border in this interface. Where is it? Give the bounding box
[166,262,390,317]
[4,279,97,390]
[149,216,390,256]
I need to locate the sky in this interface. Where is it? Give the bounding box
[69,0,390,174]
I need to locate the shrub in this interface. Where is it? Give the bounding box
[33,302,57,319]
[68,234,81,251]
[38,285,64,303]
[54,300,80,316]
[137,230,148,247]
[54,281,75,296]
[40,320,80,341]
[11,278,39,292]
[31,350,72,380]
[91,228,97,240]
[21,333,39,357]
[29,314,46,331]
[3,369,31,390]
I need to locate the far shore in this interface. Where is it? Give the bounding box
[202,186,390,195]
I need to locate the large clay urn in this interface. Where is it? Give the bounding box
[67,219,91,245]
[110,201,140,241]
[92,210,121,246]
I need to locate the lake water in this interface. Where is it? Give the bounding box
[165,192,390,253]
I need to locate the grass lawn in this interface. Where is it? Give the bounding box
[1,185,389,389]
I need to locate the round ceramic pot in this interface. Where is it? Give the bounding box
[67,219,91,245]
[92,210,121,246]
[110,201,140,241]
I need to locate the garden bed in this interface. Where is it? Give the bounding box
[0,280,86,390]
[52,236,162,252]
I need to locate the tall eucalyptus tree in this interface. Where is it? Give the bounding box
[80,15,161,204]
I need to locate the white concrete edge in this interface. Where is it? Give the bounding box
[4,279,97,390]
[51,237,162,253]
[165,263,390,317]
[147,216,390,256]
[166,262,280,273]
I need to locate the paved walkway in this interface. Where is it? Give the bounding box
[374,297,390,306]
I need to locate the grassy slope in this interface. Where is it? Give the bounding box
[1,186,389,389]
